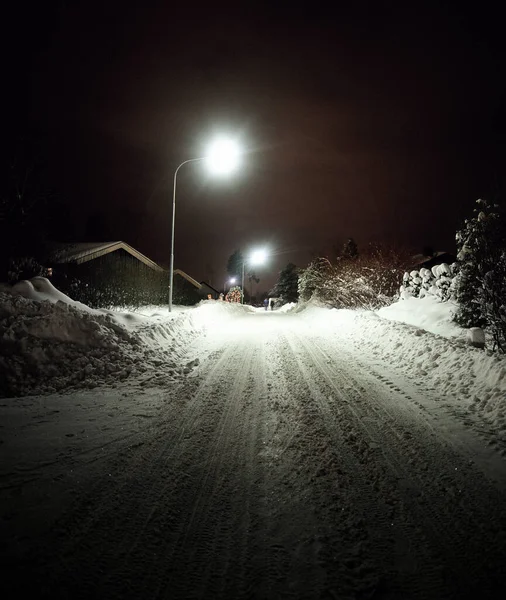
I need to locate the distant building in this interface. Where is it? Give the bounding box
[200,281,220,299]
[47,241,214,307]
[409,251,456,271]
[173,269,220,300]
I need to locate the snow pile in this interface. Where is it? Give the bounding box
[0,278,203,397]
[296,300,506,432]
[378,296,463,338]
[11,277,95,312]
[277,302,297,313]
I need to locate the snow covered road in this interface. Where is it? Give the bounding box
[2,309,506,599]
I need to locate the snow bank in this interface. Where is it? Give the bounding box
[11,276,95,313]
[0,279,206,397]
[277,302,297,313]
[378,296,463,339]
[296,301,506,433]
[0,280,256,398]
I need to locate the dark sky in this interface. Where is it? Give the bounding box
[4,0,506,290]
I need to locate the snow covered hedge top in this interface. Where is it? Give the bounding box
[400,263,458,302]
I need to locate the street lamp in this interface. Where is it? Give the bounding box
[169,137,241,312]
[241,248,267,304]
[224,277,236,293]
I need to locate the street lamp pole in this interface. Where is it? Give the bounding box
[169,157,203,312]
[168,137,241,312]
[241,261,245,304]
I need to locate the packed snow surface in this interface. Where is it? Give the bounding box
[0,279,504,431]
[1,281,506,599]
[0,278,249,397]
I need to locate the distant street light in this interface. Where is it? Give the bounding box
[241,248,268,304]
[169,137,241,312]
[224,276,236,293]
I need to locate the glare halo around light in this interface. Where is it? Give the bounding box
[205,138,241,175]
[250,249,267,265]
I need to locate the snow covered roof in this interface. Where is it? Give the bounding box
[50,242,165,272]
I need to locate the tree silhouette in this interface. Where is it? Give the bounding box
[342,238,358,259]
[226,249,244,280]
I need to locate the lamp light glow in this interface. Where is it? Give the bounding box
[205,138,241,175]
[249,249,268,265]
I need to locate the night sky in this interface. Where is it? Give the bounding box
[4,1,506,290]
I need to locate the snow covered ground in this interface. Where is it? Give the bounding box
[1,279,506,598]
[296,296,506,435]
[0,277,201,397]
[1,277,505,436]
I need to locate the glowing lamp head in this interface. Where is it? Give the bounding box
[250,249,267,265]
[205,138,241,175]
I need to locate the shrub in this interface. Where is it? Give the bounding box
[454,199,506,351]
[299,246,408,309]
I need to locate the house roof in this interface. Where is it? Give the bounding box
[200,281,220,295]
[174,269,202,289]
[50,242,165,272]
[410,251,456,270]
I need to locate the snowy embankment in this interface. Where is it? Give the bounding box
[1,278,504,434]
[0,277,248,398]
[297,296,506,433]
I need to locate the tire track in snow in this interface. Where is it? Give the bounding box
[7,341,257,598]
[290,328,506,599]
[36,333,273,600]
[6,311,506,600]
[278,332,446,599]
[154,340,260,599]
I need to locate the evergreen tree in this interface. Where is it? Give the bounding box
[342,237,358,259]
[271,263,299,303]
[0,137,59,282]
[226,285,242,303]
[454,199,506,346]
[298,258,330,302]
[226,249,244,280]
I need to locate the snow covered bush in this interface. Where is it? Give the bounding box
[401,270,423,298]
[6,256,45,283]
[480,250,506,352]
[299,246,407,309]
[400,263,458,302]
[431,263,456,302]
[298,258,329,302]
[454,199,506,352]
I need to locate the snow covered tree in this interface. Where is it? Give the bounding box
[226,285,242,303]
[270,263,299,304]
[299,246,407,308]
[481,250,506,352]
[298,258,329,302]
[454,199,505,332]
